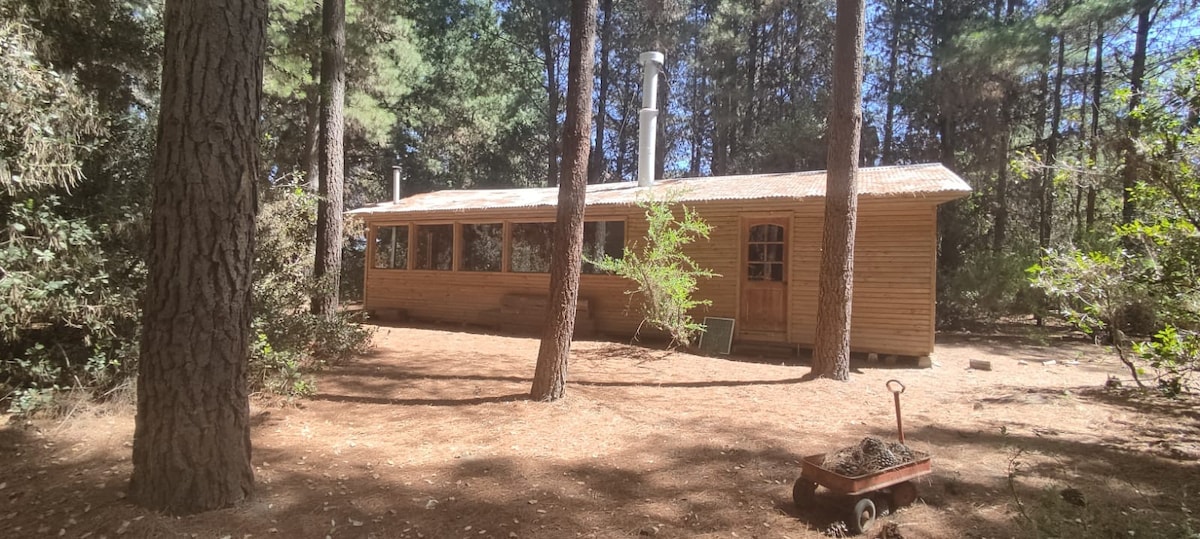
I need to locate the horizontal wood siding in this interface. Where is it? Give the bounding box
[362,195,938,356]
[788,199,937,356]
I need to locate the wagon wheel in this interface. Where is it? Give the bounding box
[890,481,918,508]
[791,478,817,508]
[848,497,877,535]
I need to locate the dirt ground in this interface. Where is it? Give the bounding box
[3,322,1199,539]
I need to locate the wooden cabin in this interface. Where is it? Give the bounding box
[348,163,970,358]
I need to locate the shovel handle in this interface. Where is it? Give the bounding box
[886,379,906,444]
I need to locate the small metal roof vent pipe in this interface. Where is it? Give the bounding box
[637,51,664,188]
[392,165,402,204]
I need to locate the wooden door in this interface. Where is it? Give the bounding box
[740,219,788,340]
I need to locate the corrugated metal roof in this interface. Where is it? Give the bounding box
[347,163,970,217]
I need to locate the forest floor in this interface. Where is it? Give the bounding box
[3,322,1199,539]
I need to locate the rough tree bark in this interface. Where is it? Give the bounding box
[311,0,346,318]
[130,0,264,515]
[539,9,561,188]
[588,0,614,184]
[531,0,597,402]
[1040,34,1065,249]
[302,56,321,191]
[880,0,901,165]
[1086,23,1103,229]
[1121,1,1152,225]
[810,0,865,380]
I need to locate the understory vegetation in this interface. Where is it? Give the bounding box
[591,194,716,347]
[4,0,1200,414]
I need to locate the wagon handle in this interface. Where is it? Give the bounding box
[887,379,906,444]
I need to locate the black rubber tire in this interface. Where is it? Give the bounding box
[849,497,877,535]
[792,478,817,508]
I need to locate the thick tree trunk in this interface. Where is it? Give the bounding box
[130,0,264,515]
[588,0,614,184]
[811,0,865,381]
[1122,2,1151,224]
[531,0,597,402]
[540,15,561,188]
[311,0,346,318]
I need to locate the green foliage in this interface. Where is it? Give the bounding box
[0,20,103,193]
[939,248,1042,327]
[1,196,142,411]
[250,188,374,397]
[1028,248,1152,337]
[1030,217,1200,393]
[1133,326,1200,396]
[590,194,717,347]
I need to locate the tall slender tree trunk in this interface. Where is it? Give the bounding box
[311,0,346,318]
[615,62,631,181]
[993,92,1012,252]
[1122,2,1151,224]
[881,0,901,165]
[540,14,561,187]
[131,0,264,515]
[742,5,760,148]
[589,0,614,184]
[1086,23,1103,230]
[811,0,865,381]
[301,55,321,191]
[1040,34,1065,249]
[531,0,597,402]
[689,67,705,176]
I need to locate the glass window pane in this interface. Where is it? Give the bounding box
[769,263,784,281]
[748,244,765,262]
[462,223,502,272]
[373,226,407,269]
[750,224,784,243]
[415,224,453,270]
[765,244,784,262]
[373,226,393,269]
[582,221,625,274]
[747,263,765,281]
[511,222,554,273]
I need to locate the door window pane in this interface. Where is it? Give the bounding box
[747,223,785,282]
[415,224,453,270]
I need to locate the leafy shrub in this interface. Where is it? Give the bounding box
[590,194,717,347]
[249,187,374,396]
[1133,326,1200,396]
[1029,219,1200,392]
[938,248,1042,327]
[1,196,141,412]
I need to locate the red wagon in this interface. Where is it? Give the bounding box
[791,380,933,535]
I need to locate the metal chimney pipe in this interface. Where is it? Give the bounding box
[392,165,402,204]
[637,51,664,188]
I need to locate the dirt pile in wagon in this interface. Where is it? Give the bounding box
[823,437,915,476]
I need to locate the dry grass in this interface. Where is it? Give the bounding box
[2,322,1198,538]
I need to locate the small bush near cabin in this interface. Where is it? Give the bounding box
[590,194,717,348]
